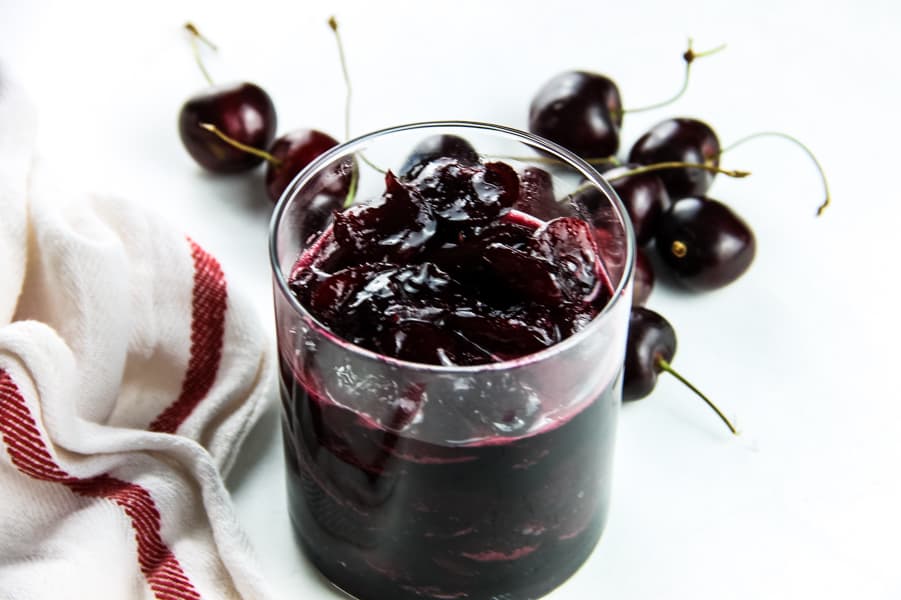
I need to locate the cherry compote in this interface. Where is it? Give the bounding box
[280,151,626,599]
[291,159,612,365]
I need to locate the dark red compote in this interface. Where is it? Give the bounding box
[280,152,624,599]
[289,158,613,366]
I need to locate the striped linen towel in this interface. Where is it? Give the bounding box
[0,72,275,599]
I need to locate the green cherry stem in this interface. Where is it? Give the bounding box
[327,16,352,142]
[657,357,738,435]
[622,38,726,115]
[719,131,831,216]
[198,123,283,167]
[328,16,382,207]
[604,161,750,182]
[184,22,217,86]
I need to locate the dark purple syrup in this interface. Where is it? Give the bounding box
[280,155,623,598]
[280,363,619,599]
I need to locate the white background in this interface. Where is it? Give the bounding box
[2,0,900,598]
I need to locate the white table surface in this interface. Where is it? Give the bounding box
[3,0,900,598]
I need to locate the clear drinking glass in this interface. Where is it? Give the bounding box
[269,122,634,599]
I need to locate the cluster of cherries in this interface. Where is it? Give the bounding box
[177,26,825,435]
[177,22,346,212]
[527,49,828,433]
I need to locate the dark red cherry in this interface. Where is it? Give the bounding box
[623,306,737,433]
[632,248,654,306]
[399,134,479,179]
[628,118,719,198]
[529,71,623,158]
[623,306,675,401]
[178,82,277,173]
[655,196,755,291]
[265,129,341,202]
[603,164,672,246]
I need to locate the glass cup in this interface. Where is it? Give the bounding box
[269,122,634,599]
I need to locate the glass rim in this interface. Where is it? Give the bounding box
[268,120,636,374]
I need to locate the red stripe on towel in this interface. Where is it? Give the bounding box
[0,370,203,599]
[149,237,228,434]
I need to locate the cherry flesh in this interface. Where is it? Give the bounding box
[513,166,569,221]
[529,71,623,159]
[178,82,277,173]
[655,196,755,291]
[603,164,672,246]
[632,248,654,306]
[628,118,720,199]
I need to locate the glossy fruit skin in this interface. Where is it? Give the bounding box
[529,71,623,158]
[655,196,755,291]
[265,129,341,202]
[604,164,672,246]
[632,248,654,306]
[178,82,277,173]
[623,306,676,401]
[628,118,719,199]
[399,134,480,178]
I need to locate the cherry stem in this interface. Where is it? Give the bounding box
[623,39,726,115]
[184,22,217,86]
[329,16,380,207]
[657,357,738,435]
[198,123,282,166]
[720,131,830,216]
[328,17,352,142]
[605,161,750,181]
[488,155,621,168]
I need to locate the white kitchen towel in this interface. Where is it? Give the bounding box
[0,73,275,599]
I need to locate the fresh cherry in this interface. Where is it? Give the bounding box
[177,24,278,173]
[265,128,342,202]
[399,134,479,179]
[529,71,623,159]
[623,306,676,401]
[632,248,654,306]
[628,118,720,198]
[178,82,277,173]
[655,196,755,291]
[603,164,672,246]
[623,306,736,434]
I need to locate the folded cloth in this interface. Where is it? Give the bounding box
[0,73,275,599]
